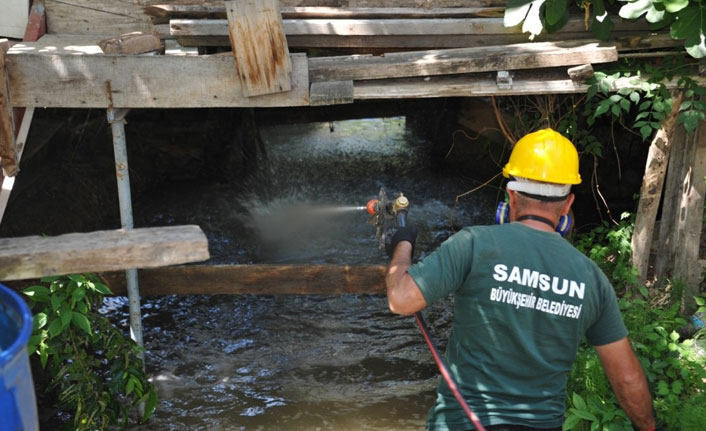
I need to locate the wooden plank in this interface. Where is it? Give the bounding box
[310,80,354,105]
[103,264,387,295]
[0,0,29,39]
[0,40,18,177]
[353,71,706,99]
[176,31,679,51]
[147,5,505,22]
[225,0,292,97]
[0,225,210,281]
[6,46,310,108]
[674,117,706,310]
[654,124,687,282]
[631,90,685,286]
[44,0,155,35]
[98,32,163,55]
[170,16,652,37]
[308,41,618,82]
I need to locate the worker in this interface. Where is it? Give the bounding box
[384,128,658,431]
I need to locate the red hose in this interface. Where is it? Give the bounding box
[414,312,487,431]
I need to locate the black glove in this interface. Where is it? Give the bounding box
[385,226,418,258]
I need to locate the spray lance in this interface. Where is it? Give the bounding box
[365,188,487,431]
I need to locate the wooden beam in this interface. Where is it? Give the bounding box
[351,71,706,99]
[176,31,680,51]
[0,40,18,177]
[308,41,618,82]
[6,43,310,108]
[310,80,354,105]
[225,0,292,97]
[98,32,163,55]
[146,5,505,22]
[0,225,210,281]
[631,90,685,286]
[674,117,706,310]
[171,16,652,38]
[103,264,387,295]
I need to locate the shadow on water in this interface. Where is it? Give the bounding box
[110,117,497,430]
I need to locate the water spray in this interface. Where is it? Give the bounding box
[367,187,487,431]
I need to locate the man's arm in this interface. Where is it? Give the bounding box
[594,338,656,431]
[385,241,427,315]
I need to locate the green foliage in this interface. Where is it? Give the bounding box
[504,0,706,58]
[566,221,706,430]
[574,213,638,293]
[22,274,157,430]
[584,56,706,140]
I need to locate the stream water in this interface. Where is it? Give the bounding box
[103,117,498,430]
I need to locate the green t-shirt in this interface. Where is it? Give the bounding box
[407,223,627,431]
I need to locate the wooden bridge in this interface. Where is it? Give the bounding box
[1,1,705,346]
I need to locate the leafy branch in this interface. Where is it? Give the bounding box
[22,274,157,430]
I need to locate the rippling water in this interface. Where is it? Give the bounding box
[103,117,498,430]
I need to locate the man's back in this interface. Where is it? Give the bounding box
[407,222,627,430]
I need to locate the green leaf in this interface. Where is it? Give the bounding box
[60,307,72,329]
[22,285,50,299]
[33,312,48,331]
[629,91,640,104]
[620,98,631,112]
[50,294,61,312]
[591,12,614,40]
[611,104,622,116]
[640,125,653,140]
[71,286,86,303]
[544,0,567,25]
[126,378,135,395]
[47,318,64,338]
[92,282,113,295]
[563,413,582,430]
[143,388,158,420]
[71,312,92,336]
[671,3,706,58]
[595,100,611,117]
[39,343,48,368]
[76,301,88,314]
[572,392,587,410]
[619,0,655,19]
[664,0,689,14]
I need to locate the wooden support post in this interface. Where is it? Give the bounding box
[631,90,685,286]
[673,118,706,310]
[0,106,34,225]
[654,124,687,282]
[0,40,18,177]
[0,225,210,281]
[225,0,292,97]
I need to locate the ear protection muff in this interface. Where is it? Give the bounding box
[495,202,572,237]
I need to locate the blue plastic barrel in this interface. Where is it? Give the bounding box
[0,283,39,431]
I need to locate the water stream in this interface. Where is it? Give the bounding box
[105,117,499,430]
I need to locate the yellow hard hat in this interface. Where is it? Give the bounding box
[502,128,581,185]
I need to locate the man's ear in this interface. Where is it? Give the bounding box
[561,193,575,215]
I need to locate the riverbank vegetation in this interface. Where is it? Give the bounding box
[564,216,706,430]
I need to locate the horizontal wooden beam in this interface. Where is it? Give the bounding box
[6,43,310,108]
[146,5,505,22]
[171,17,651,37]
[308,40,618,82]
[0,225,210,281]
[351,70,706,99]
[104,264,387,295]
